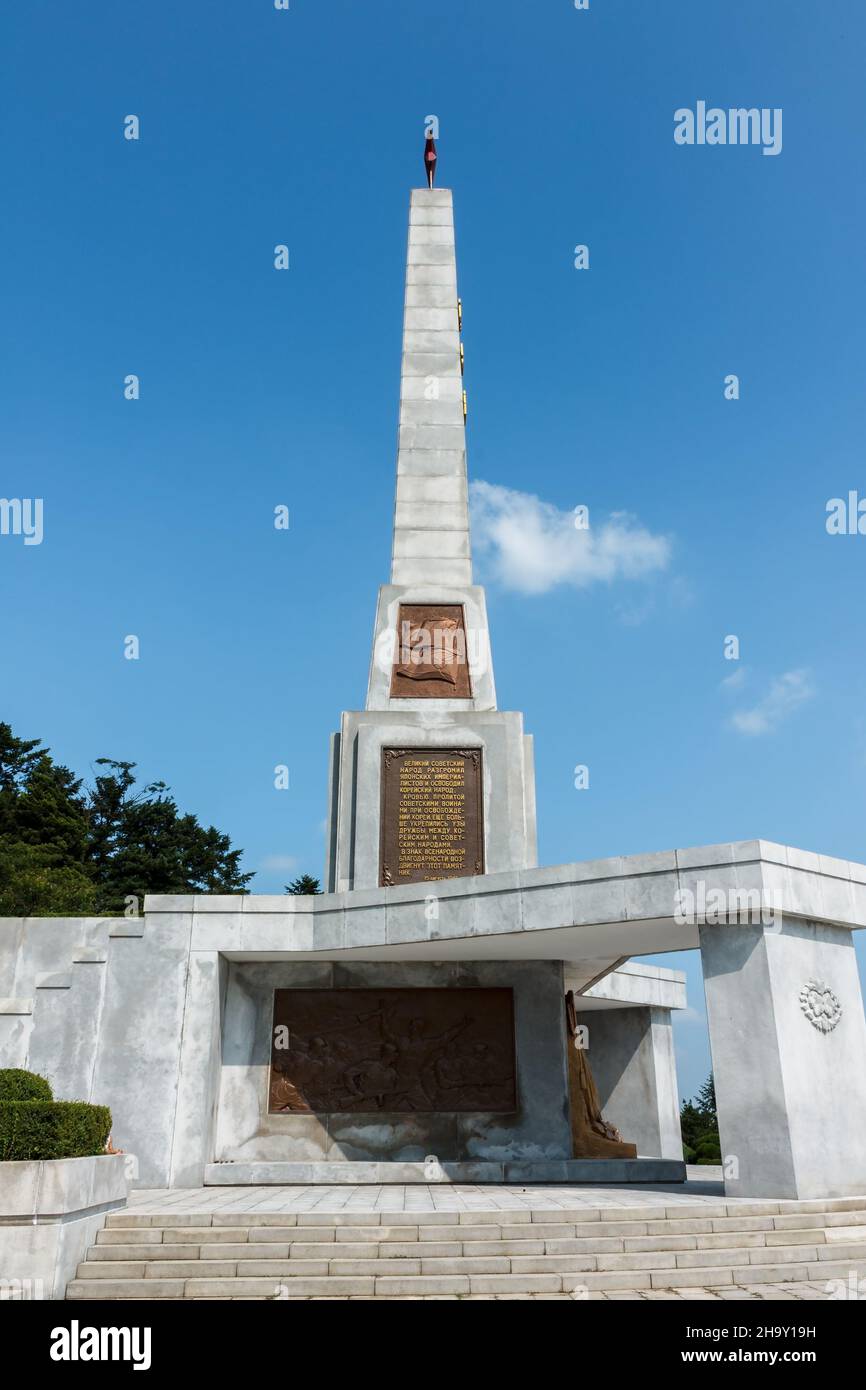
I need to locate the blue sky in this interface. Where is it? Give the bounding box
[2,2,864,1100]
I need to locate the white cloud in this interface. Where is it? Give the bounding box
[469,481,671,596]
[730,669,814,736]
[720,666,747,690]
[259,854,299,872]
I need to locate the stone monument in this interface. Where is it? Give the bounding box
[325,184,537,895]
[2,159,866,1200]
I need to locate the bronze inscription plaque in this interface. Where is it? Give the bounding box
[379,747,484,887]
[269,987,516,1114]
[389,604,472,699]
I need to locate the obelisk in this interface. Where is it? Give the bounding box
[325,170,537,892]
[391,187,472,588]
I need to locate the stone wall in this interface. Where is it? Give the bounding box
[0,894,688,1188]
[214,959,572,1165]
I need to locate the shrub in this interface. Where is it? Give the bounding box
[694,1135,722,1165]
[0,1068,53,1102]
[0,1101,111,1161]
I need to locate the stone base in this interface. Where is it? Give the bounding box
[0,1154,128,1300]
[203,1158,686,1185]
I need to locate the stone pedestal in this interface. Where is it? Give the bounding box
[700,915,866,1198]
[327,709,536,891]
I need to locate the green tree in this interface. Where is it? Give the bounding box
[86,759,254,911]
[0,724,92,915]
[0,842,97,917]
[696,1073,716,1119]
[680,1073,721,1164]
[285,874,322,895]
[0,724,254,915]
[0,723,89,864]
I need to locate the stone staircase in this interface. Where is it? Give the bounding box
[66,1197,866,1300]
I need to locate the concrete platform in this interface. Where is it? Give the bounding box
[128,1171,725,1215]
[203,1159,687,1186]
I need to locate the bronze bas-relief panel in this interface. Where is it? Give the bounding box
[379,746,484,887]
[269,987,516,1114]
[389,604,472,699]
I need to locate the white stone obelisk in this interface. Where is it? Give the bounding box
[325,186,537,892]
[391,189,471,587]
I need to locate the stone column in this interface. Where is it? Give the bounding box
[89,914,192,1189]
[574,1005,683,1160]
[700,916,866,1198]
[169,950,226,1188]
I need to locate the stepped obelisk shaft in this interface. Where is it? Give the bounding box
[391,189,471,587]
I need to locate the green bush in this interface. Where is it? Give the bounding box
[694,1136,722,1165]
[0,1101,111,1161]
[0,1068,53,1102]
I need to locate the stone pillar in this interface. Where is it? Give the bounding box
[700,916,866,1198]
[89,914,192,1189]
[574,1005,683,1160]
[169,950,226,1188]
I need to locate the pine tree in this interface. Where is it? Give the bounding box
[86,759,255,911]
[285,874,322,895]
[0,723,93,914]
[696,1073,717,1120]
[0,723,89,863]
[0,724,255,915]
[680,1074,721,1164]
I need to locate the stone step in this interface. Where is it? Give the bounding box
[71,1202,866,1300]
[103,1210,866,1233]
[66,1256,866,1300]
[103,1201,866,1234]
[80,1226,866,1266]
[93,1214,866,1252]
[77,1239,866,1282]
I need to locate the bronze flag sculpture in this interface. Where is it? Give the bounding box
[423,133,437,188]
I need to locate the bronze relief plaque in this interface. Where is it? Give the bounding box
[269,987,516,1114]
[389,604,472,699]
[379,746,484,887]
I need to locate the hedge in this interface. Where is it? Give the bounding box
[0,1068,53,1103]
[0,1101,112,1161]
